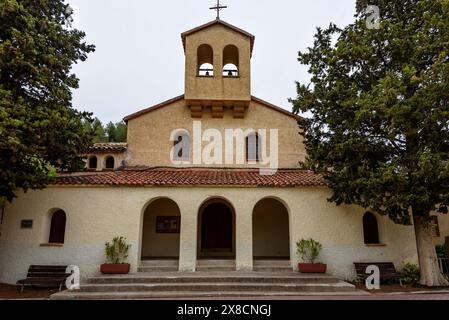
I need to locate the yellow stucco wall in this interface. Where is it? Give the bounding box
[126,98,305,168]
[184,24,251,102]
[0,185,440,284]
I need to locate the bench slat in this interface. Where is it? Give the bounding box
[354,262,401,282]
[17,265,69,291]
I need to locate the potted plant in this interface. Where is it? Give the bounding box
[100,236,131,274]
[296,238,327,273]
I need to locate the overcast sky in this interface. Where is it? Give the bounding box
[67,0,356,124]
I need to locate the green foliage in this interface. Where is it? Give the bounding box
[0,0,95,201]
[296,238,323,264]
[83,118,127,143]
[290,0,449,225]
[436,245,446,258]
[105,121,127,143]
[400,263,420,285]
[114,121,128,143]
[104,236,131,264]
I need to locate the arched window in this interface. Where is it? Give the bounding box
[197,44,214,76]
[88,156,97,169]
[49,210,66,244]
[246,133,261,162]
[363,212,380,244]
[173,131,190,161]
[223,45,239,77]
[105,156,115,169]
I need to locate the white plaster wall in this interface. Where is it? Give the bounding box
[0,186,426,284]
[85,152,125,171]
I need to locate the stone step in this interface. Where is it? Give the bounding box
[51,289,368,300]
[196,260,236,272]
[196,266,236,272]
[56,281,356,294]
[253,266,293,272]
[253,260,291,266]
[87,274,339,285]
[140,260,179,267]
[197,259,236,266]
[52,271,362,300]
[138,259,179,272]
[253,260,292,272]
[137,266,179,272]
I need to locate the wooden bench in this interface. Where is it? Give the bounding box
[17,265,70,292]
[354,262,402,285]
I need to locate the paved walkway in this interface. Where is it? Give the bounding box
[155,292,449,300]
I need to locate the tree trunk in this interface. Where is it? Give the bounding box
[413,212,449,287]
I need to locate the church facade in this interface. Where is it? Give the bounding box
[1,19,448,284]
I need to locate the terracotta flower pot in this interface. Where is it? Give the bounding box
[298,263,327,274]
[100,263,130,274]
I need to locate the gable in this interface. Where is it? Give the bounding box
[124,95,302,124]
[181,19,255,55]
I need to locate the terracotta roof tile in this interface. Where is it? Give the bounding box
[53,168,326,187]
[89,143,127,152]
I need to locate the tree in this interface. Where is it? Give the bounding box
[0,0,95,201]
[114,121,127,143]
[84,119,127,143]
[105,122,116,143]
[91,118,107,143]
[291,0,449,286]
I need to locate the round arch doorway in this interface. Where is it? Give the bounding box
[198,199,235,258]
[252,198,290,260]
[141,198,181,260]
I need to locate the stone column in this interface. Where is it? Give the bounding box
[235,202,253,271]
[178,203,197,272]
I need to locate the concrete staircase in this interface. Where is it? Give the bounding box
[138,259,179,272]
[253,260,292,272]
[50,271,365,300]
[196,259,236,272]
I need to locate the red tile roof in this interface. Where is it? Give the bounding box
[89,143,127,152]
[53,168,326,187]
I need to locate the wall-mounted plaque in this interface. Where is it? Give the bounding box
[21,220,33,229]
[156,216,180,234]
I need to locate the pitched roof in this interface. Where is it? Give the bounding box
[251,96,303,121]
[181,19,255,55]
[89,143,128,153]
[123,95,301,123]
[52,168,326,188]
[123,95,184,123]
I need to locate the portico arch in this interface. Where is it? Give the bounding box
[252,197,290,259]
[197,198,235,258]
[141,198,181,259]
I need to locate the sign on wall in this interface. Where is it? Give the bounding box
[156,216,180,234]
[20,220,33,229]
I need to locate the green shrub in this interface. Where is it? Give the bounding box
[296,238,323,264]
[105,236,131,264]
[436,245,446,258]
[400,263,420,285]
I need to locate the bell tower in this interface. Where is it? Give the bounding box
[181,19,255,119]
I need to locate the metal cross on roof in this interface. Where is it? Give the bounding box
[210,0,227,20]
